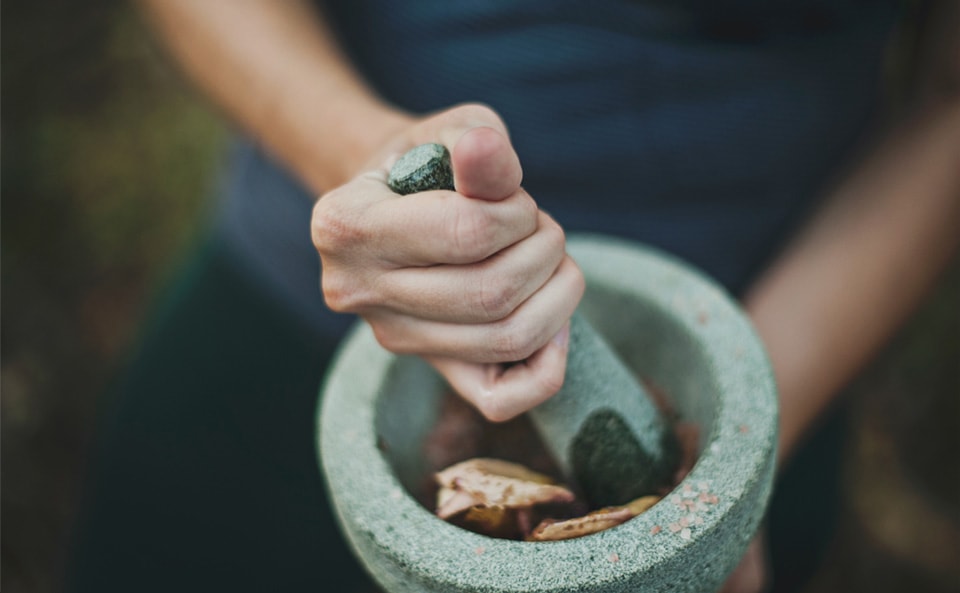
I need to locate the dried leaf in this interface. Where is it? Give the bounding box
[625,495,661,516]
[434,458,574,516]
[435,458,665,540]
[436,458,557,486]
[459,506,518,539]
[436,486,483,519]
[527,506,634,541]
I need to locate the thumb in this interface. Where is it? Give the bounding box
[451,125,523,201]
[432,104,523,201]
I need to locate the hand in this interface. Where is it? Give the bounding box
[312,104,585,421]
[719,530,769,593]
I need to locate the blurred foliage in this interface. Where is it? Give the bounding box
[2,1,225,591]
[834,259,960,593]
[881,262,959,505]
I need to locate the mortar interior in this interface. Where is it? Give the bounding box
[374,277,719,510]
[321,237,777,592]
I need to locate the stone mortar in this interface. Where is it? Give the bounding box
[387,142,678,502]
[319,234,778,592]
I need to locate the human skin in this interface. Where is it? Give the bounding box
[140,0,960,590]
[722,95,960,593]
[138,0,584,420]
[313,111,585,421]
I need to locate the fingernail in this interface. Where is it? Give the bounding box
[552,323,570,350]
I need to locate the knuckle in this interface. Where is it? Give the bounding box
[311,190,365,254]
[516,193,540,232]
[574,267,586,296]
[321,266,379,314]
[448,206,495,261]
[369,323,406,354]
[490,318,540,361]
[535,367,566,398]
[321,282,347,312]
[544,215,566,248]
[320,273,363,313]
[568,259,587,298]
[534,210,565,251]
[477,274,520,321]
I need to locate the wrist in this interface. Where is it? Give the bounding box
[286,94,414,194]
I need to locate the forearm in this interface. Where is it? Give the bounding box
[138,0,411,192]
[744,98,960,464]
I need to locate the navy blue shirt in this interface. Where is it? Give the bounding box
[218,0,900,338]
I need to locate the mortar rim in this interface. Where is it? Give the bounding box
[318,234,778,591]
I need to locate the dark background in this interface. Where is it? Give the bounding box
[2,2,958,592]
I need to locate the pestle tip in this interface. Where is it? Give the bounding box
[570,409,680,507]
[387,143,455,195]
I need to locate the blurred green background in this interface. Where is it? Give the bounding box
[2,2,225,591]
[1,2,957,593]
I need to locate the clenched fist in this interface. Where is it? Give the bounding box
[312,104,584,421]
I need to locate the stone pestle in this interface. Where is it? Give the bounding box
[387,143,678,505]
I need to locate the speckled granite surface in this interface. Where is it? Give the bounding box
[319,235,778,592]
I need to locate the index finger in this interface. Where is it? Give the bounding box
[340,172,538,266]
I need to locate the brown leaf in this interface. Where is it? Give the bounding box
[459,506,519,539]
[436,486,483,519]
[435,460,662,541]
[625,494,661,516]
[436,458,557,486]
[527,506,635,541]
[434,458,574,518]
